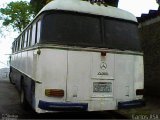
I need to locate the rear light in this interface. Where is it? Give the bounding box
[136,89,144,95]
[45,89,64,97]
[101,51,106,56]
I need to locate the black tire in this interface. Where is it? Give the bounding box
[9,73,15,85]
[20,88,28,109]
[20,78,31,111]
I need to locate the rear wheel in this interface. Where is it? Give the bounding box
[20,78,29,109]
[9,73,15,85]
[20,88,27,108]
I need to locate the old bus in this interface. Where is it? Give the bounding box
[9,0,144,113]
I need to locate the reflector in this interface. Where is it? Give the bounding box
[45,89,64,97]
[136,89,144,95]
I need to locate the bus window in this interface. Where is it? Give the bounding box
[15,41,17,52]
[14,42,16,52]
[31,23,37,46]
[13,42,15,53]
[18,38,21,51]
[24,31,28,48]
[41,12,101,47]
[12,43,13,53]
[36,20,41,43]
[21,34,25,49]
[28,28,31,47]
[104,19,141,51]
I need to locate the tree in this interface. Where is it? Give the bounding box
[30,0,53,15]
[0,1,34,32]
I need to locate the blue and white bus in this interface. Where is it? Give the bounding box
[9,0,144,113]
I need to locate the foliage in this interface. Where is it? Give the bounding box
[30,0,53,15]
[46,0,53,4]
[82,0,119,7]
[30,0,45,15]
[0,1,34,32]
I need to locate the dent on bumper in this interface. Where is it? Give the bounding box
[118,99,145,109]
[38,100,88,111]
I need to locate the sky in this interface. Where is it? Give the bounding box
[118,0,159,17]
[0,0,159,68]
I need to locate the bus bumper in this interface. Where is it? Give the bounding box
[38,100,88,111]
[118,99,145,109]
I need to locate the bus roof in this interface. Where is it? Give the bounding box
[38,0,137,22]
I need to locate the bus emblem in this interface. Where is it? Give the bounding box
[100,62,107,70]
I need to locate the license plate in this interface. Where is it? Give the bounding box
[93,82,112,92]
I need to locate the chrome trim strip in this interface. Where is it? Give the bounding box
[12,44,143,56]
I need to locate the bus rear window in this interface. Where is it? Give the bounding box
[104,19,141,51]
[40,12,141,52]
[41,12,102,47]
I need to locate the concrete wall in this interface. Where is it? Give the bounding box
[139,19,160,97]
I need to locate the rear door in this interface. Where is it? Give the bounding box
[66,51,115,101]
[66,51,92,101]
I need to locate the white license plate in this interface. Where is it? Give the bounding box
[93,82,112,92]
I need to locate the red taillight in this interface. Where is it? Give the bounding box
[136,89,144,95]
[45,89,64,97]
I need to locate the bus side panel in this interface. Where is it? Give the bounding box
[21,51,28,74]
[134,56,144,99]
[34,49,68,111]
[10,53,22,91]
[27,51,35,80]
[10,50,37,109]
[14,54,18,69]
